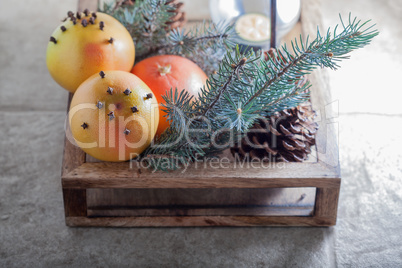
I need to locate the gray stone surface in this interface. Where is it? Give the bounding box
[1,0,402,267]
[0,0,76,111]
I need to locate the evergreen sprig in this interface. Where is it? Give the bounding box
[102,2,377,171]
[101,0,236,73]
[101,0,174,58]
[143,14,378,171]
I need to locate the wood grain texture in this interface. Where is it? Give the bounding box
[87,207,314,217]
[86,187,316,217]
[62,162,340,189]
[87,188,315,207]
[314,187,340,224]
[61,94,86,176]
[66,215,336,227]
[62,94,87,219]
[63,189,87,217]
[61,0,341,227]
[301,0,341,173]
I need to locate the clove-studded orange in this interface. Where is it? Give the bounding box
[131,55,208,137]
[47,10,135,93]
[69,70,158,162]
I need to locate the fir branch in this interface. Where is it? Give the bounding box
[200,56,246,117]
[161,88,194,132]
[102,0,236,71]
[101,0,175,58]
[144,14,378,171]
[139,29,231,60]
[245,54,305,108]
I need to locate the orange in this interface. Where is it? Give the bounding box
[131,55,208,137]
[69,70,158,162]
[46,11,135,93]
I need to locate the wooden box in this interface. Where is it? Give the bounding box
[61,0,340,227]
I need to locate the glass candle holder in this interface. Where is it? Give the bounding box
[209,0,301,50]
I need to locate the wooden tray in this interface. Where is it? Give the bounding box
[61,0,340,227]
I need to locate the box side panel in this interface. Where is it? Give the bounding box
[86,187,316,217]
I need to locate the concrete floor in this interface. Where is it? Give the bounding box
[1,0,402,267]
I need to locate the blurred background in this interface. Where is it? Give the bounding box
[0,0,401,266]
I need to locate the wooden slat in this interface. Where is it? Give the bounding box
[62,162,340,189]
[63,189,87,217]
[86,187,316,207]
[61,93,86,176]
[86,187,316,217]
[66,215,336,227]
[61,135,85,176]
[314,187,340,222]
[301,0,341,173]
[62,93,87,218]
[87,207,314,217]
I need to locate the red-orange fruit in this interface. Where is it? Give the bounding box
[131,55,208,137]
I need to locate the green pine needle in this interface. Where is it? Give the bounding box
[144,14,378,171]
[103,1,378,171]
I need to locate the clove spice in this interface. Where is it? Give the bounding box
[131,106,139,113]
[108,111,115,120]
[123,89,131,95]
[96,101,103,109]
[81,122,88,129]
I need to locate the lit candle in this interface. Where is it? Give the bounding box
[235,13,271,43]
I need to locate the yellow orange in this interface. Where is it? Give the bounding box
[69,71,158,162]
[47,11,135,93]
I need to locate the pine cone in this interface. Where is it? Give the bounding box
[121,0,186,30]
[165,0,186,30]
[230,104,319,162]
